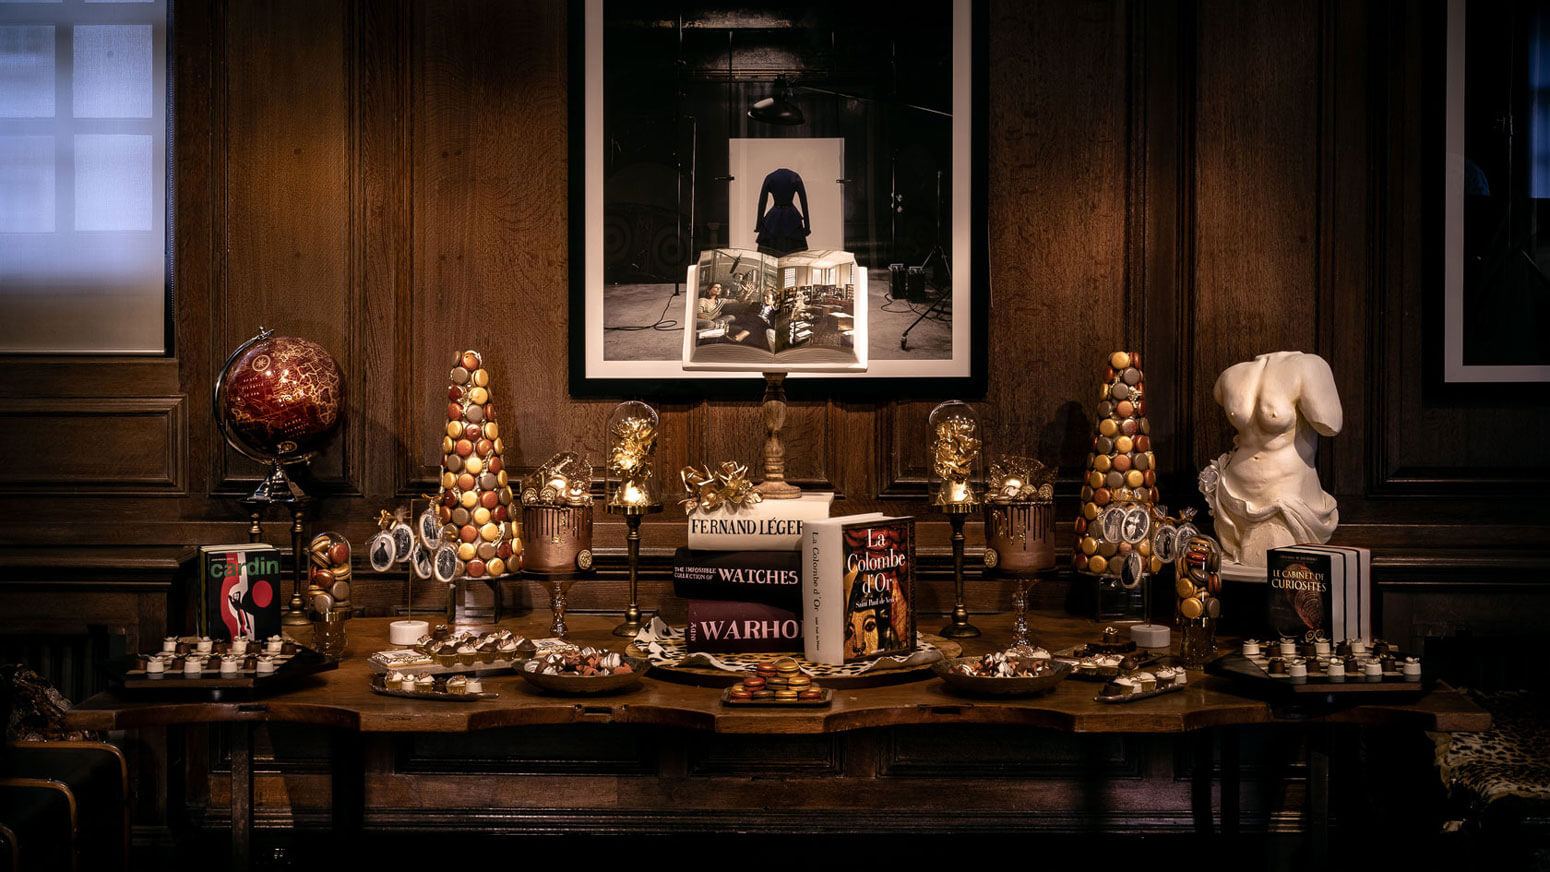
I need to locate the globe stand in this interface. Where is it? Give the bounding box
[237,458,314,629]
[608,503,662,637]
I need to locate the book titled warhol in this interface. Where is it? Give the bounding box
[802,514,917,665]
[685,599,802,653]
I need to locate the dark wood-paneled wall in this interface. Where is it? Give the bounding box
[2,0,1547,645]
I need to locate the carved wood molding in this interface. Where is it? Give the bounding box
[0,397,187,496]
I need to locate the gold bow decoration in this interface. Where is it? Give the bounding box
[679,462,763,514]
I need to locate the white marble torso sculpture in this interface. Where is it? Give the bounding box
[1200,351,1342,570]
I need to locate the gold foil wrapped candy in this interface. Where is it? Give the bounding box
[987,455,1056,504]
[606,401,660,509]
[928,400,981,508]
[521,451,593,507]
[679,461,762,514]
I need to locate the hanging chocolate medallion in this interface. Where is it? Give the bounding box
[410,543,433,580]
[368,531,396,573]
[1121,506,1151,544]
[1153,523,1180,563]
[391,521,415,562]
[418,507,442,550]
[432,543,459,584]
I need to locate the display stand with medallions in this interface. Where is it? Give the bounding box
[520,451,596,637]
[604,401,664,637]
[929,401,983,639]
[214,328,345,630]
[983,455,1057,648]
[1073,351,1160,624]
[434,350,520,629]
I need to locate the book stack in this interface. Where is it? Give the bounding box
[676,493,834,653]
[1265,545,1372,644]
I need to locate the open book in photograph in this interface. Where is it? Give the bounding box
[682,249,868,372]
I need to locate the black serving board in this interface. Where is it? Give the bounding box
[108,646,336,693]
[720,687,833,707]
[1206,653,1428,696]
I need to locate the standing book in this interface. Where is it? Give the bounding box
[1265,546,1338,642]
[198,544,283,641]
[802,514,917,666]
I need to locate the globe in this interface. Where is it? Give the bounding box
[216,330,344,463]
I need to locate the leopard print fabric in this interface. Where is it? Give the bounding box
[1435,689,1550,805]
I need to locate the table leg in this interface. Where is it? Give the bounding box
[230,722,253,872]
[1221,726,1241,837]
[331,730,364,847]
[1308,725,1331,866]
[1190,729,1214,836]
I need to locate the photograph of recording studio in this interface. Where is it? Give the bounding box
[598,0,960,370]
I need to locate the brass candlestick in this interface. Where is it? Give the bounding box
[937,503,979,638]
[754,372,801,499]
[608,504,661,637]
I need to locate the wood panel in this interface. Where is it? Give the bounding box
[1189,0,1323,472]
[218,0,358,492]
[409,0,590,489]
[0,397,186,494]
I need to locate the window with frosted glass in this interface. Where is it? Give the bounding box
[0,0,168,354]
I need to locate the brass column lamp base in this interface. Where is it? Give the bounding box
[754,372,801,499]
[936,503,980,638]
[607,503,662,637]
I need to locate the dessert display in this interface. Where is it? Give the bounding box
[369,670,498,701]
[722,659,832,706]
[306,532,352,615]
[1207,637,1427,694]
[434,349,520,581]
[1052,627,1162,681]
[1073,351,1161,586]
[367,625,525,675]
[520,451,595,575]
[933,647,1071,697]
[952,648,1054,678]
[1095,663,1188,703]
[982,454,1057,574]
[112,634,335,690]
[517,646,648,694]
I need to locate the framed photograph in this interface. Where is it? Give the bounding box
[1441,0,1550,384]
[569,0,986,396]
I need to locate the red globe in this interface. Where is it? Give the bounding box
[218,335,343,462]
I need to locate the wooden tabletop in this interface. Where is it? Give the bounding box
[64,611,1490,735]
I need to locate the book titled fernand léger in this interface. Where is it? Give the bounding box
[685,491,834,551]
[803,514,917,666]
[198,544,283,641]
[1266,547,1337,642]
[670,547,802,610]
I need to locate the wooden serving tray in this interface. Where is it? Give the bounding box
[720,687,833,707]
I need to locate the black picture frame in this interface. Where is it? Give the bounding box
[568,0,987,400]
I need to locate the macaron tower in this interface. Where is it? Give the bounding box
[1073,350,1162,586]
[438,350,518,580]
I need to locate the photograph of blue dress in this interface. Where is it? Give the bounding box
[754,168,811,255]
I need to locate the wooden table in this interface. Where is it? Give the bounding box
[66,612,1488,866]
